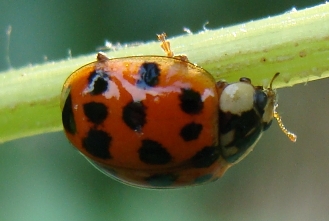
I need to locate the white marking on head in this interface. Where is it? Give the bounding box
[220,82,254,115]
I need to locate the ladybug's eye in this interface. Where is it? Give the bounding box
[254,90,267,114]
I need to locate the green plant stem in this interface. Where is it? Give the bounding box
[1,4,329,143]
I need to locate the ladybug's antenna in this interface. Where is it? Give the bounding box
[270,72,280,89]
[274,104,297,142]
[157,33,174,57]
[270,73,297,142]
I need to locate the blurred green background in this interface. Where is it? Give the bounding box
[1,1,329,221]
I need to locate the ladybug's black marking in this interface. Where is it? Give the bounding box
[191,146,220,168]
[82,129,112,159]
[62,93,76,134]
[87,70,109,95]
[146,173,178,187]
[180,122,203,141]
[220,109,265,163]
[194,174,213,184]
[223,126,262,163]
[220,110,260,135]
[138,140,172,165]
[137,62,160,87]
[122,101,146,132]
[179,89,203,114]
[83,102,108,124]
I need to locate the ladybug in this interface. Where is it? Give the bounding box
[61,33,296,188]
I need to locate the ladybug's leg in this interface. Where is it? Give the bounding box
[157,33,188,62]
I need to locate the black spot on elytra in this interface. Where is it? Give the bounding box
[179,89,203,114]
[137,62,160,87]
[82,129,112,159]
[146,173,178,187]
[62,93,76,134]
[138,140,172,165]
[180,122,203,141]
[83,102,108,124]
[87,70,109,95]
[122,101,146,132]
[191,146,220,168]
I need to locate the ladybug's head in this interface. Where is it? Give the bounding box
[216,73,296,164]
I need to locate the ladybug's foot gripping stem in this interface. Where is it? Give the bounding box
[157,33,174,57]
[157,33,188,62]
